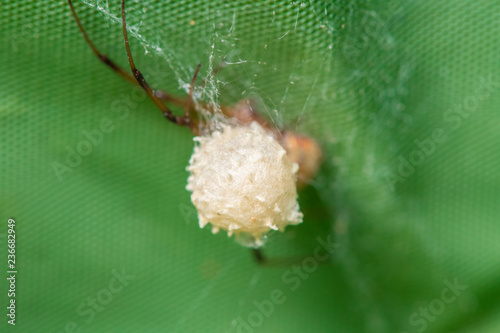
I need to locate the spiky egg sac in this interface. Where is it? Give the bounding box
[186,122,303,247]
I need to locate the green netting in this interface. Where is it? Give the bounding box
[1,0,500,332]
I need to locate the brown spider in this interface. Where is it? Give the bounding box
[68,0,323,264]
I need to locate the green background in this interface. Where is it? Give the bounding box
[1,0,500,332]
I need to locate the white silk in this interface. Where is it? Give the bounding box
[186,122,303,247]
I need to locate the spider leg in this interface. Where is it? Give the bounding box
[185,63,202,120]
[252,248,267,264]
[251,248,331,267]
[68,0,192,127]
[121,0,190,127]
[68,0,136,85]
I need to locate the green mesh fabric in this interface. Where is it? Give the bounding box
[1,0,500,332]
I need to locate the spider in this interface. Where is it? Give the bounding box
[68,0,323,265]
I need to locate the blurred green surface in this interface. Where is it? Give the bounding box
[1,0,500,332]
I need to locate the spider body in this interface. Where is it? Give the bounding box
[68,0,322,250]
